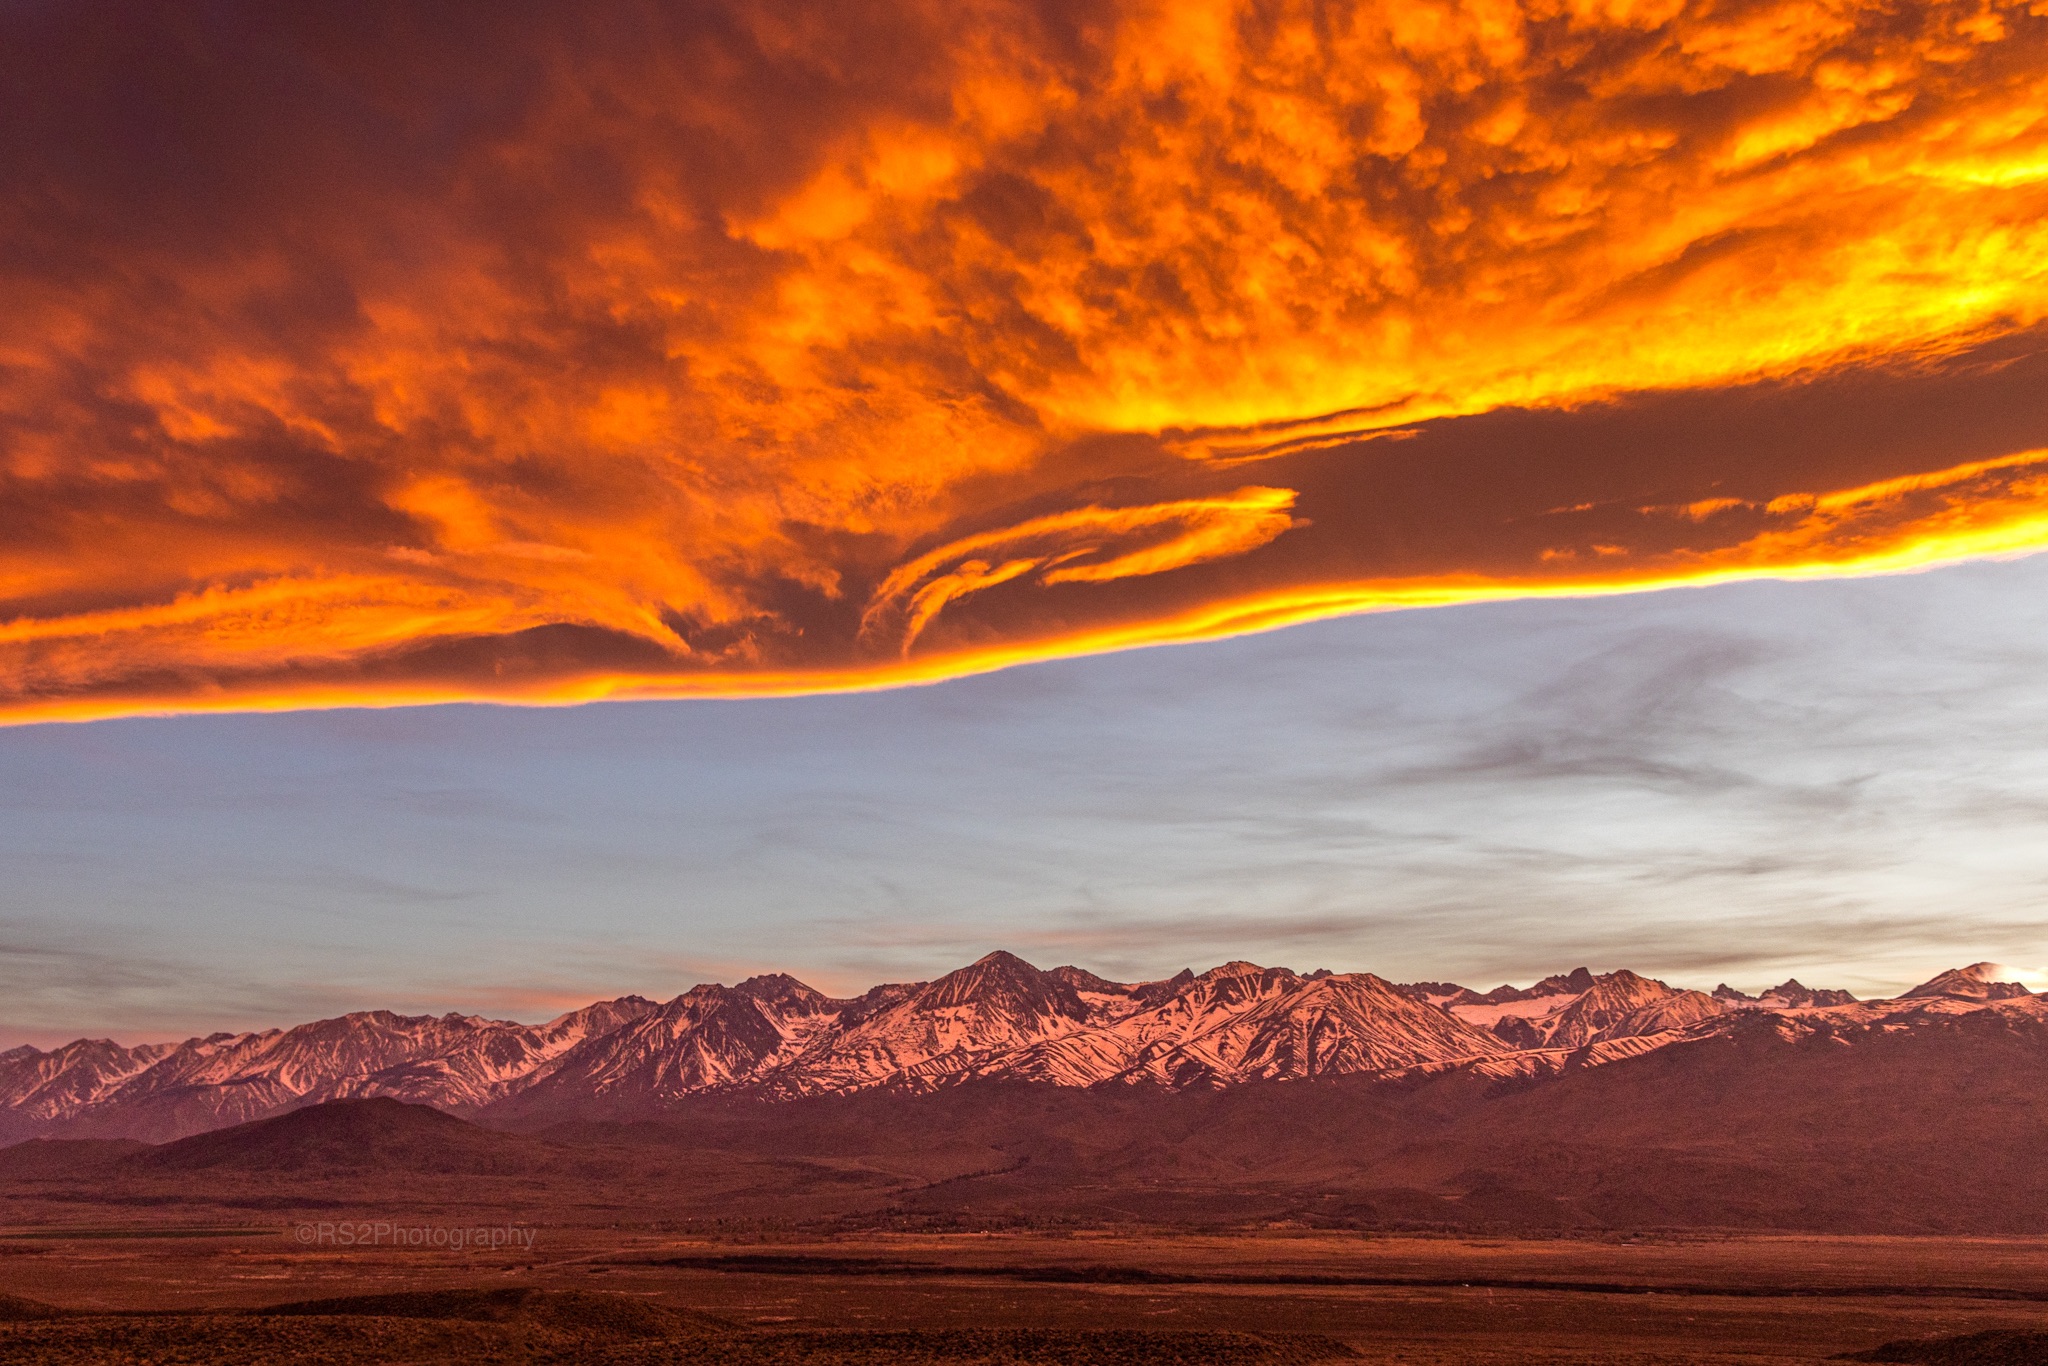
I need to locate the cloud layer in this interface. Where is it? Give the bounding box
[5,0,2048,719]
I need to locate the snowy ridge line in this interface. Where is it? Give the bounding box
[1,955,2041,1142]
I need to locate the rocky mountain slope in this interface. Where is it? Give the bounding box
[1899,961,2045,1001]
[0,954,2037,1141]
[17,1003,2048,1236]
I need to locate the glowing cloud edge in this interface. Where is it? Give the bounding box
[8,506,2046,728]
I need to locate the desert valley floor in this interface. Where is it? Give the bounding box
[3,1226,2048,1364]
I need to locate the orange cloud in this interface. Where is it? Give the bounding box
[2,0,2048,722]
[863,487,1301,651]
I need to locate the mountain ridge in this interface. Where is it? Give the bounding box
[1,953,2036,1142]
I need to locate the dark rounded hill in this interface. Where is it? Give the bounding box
[124,1097,549,1175]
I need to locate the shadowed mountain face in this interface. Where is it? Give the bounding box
[0,1000,662,1142]
[124,1097,560,1175]
[0,953,2033,1142]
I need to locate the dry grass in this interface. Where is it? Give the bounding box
[1840,1330,2048,1365]
[0,1289,1359,1365]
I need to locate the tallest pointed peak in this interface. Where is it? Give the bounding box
[971,950,1040,972]
[919,950,1084,1017]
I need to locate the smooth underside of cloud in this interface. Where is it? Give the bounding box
[3,556,2046,1043]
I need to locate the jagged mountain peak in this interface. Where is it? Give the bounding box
[1903,962,2044,1000]
[543,995,658,1030]
[662,980,823,1026]
[732,974,832,1012]
[1131,969,1197,1006]
[909,952,1090,1023]
[1472,966,1597,1005]
[1557,969,1681,1017]
[1533,966,1599,995]
[1048,965,1129,994]
[1100,967,1509,1088]
[927,950,1043,992]
[1175,961,1303,1012]
[1714,978,1859,1008]
[1200,960,1283,981]
[1762,978,1858,1007]
[1588,967,1655,991]
[1394,980,1474,1004]
[517,980,811,1104]
[664,982,770,1017]
[45,1038,133,1057]
[833,980,923,1027]
[1465,966,1725,1052]
[0,950,2025,1141]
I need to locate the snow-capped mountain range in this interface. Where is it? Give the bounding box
[2,954,2041,1142]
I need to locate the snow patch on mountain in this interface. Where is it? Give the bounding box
[1903,962,2045,1000]
[0,956,2010,1141]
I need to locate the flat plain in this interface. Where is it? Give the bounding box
[4,1227,2048,1363]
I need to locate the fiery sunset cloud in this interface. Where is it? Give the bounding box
[5,0,2048,721]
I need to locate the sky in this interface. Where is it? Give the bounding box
[6,554,2048,1044]
[5,0,2048,1043]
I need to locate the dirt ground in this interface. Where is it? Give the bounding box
[2,1226,2047,1362]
